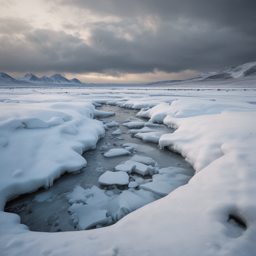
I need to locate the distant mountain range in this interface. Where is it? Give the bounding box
[191,61,256,81]
[1,61,256,87]
[145,61,256,86]
[0,73,82,86]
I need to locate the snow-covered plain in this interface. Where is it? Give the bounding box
[1,86,256,255]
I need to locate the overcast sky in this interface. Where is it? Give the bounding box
[0,0,256,83]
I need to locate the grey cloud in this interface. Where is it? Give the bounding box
[0,17,33,35]
[1,23,256,75]
[57,0,256,33]
[1,0,256,77]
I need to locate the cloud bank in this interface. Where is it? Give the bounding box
[1,0,256,82]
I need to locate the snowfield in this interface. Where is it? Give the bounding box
[1,87,256,255]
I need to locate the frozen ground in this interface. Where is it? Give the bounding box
[1,87,256,255]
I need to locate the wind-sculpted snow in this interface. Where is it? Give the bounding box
[1,88,256,256]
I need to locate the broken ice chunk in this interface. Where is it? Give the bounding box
[130,155,157,166]
[123,121,145,129]
[105,121,119,128]
[124,117,142,123]
[125,160,155,176]
[98,171,129,185]
[122,143,138,148]
[135,131,165,144]
[124,146,134,152]
[68,204,108,230]
[144,122,161,127]
[108,190,153,221]
[112,129,122,135]
[115,161,136,173]
[128,127,155,135]
[66,185,88,204]
[128,181,139,188]
[104,148,131,157]
[140,167,192,196]
[94,110,115,118]
[140,181,176,197]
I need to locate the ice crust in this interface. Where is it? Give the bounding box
[1,88,256,256]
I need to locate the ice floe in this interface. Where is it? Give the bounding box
[123,121,145,129]
[115,161,136,173]
[111,129,122,135]
[68,204,108,230]
[130,155,157,166]
[98,171,129,185]
[105,121,119,127]
[104,148,131,157]
[127,127,154,135]
[135,131,165,143]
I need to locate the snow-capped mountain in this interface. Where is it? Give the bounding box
[0,72,17,84]
[70,78,82,84]
[194,61,256,81]
[17,73,42,83]
[192,72,217,80]
[49,74,71,83]
[14,73,82,85]
[40,76,54,83]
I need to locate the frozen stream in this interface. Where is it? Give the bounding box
[5,105,194,232]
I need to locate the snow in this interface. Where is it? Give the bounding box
[124,160,155,176]
[66,185,89,204]
[124,146,134,152]
[127,126,154,135]
[130,155,157,166]
[98,171,129,185]
[111,129,122,135]
[122,143,138,148]
[115,161,136,173]
[128,181,139,188]
[1,86,256,255]
[68,204,108,230]
[135,131,165,143]
[105,121,119,127]
[140,181,176,196]
[144,122,161,127]
[123,121,145,128]
[103,148,131,157]
[140,167,192,196]
[94,110,115,117]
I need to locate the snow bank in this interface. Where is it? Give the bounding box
[0,101,105,209]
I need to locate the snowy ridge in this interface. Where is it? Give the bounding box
[194,61,256,81]
[144,61,256,87]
